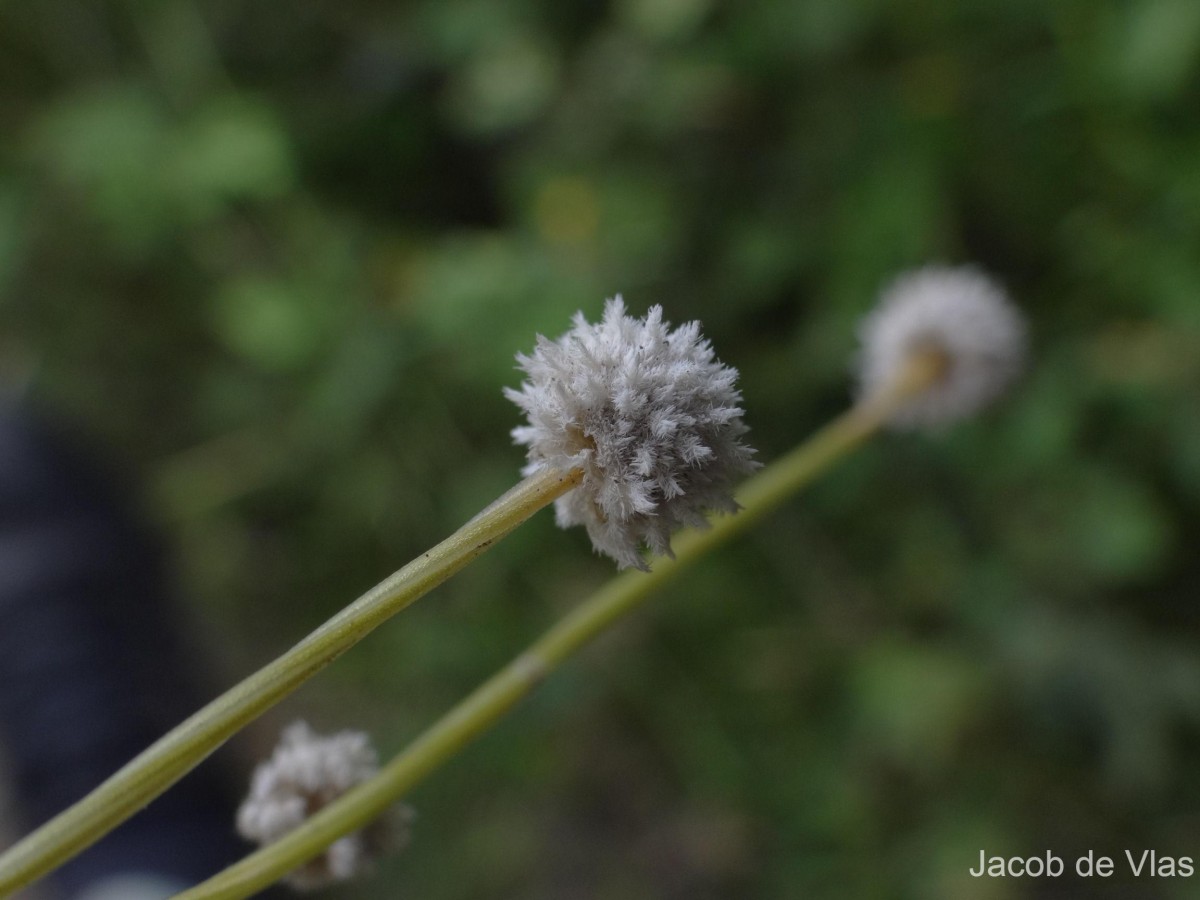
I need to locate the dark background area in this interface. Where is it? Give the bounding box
[2,0,1200,897]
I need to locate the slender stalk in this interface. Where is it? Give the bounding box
[0,467,583,899]
[175,353,942,900]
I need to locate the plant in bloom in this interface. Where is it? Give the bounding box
[505,297,758,570]
[236,722,414,891]
[0,270,1035,900]
[856,265,1027,428]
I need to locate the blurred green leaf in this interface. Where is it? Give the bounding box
[1111,0,1200,100]
[850,640,989,774]
[209,275,325,371]
[29,83,173,248]
[168,96,295,220]
[444,32,560,134]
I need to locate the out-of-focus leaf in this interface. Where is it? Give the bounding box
[1110,0,1200,101]
[849,640,989,774]
[169,96,295,220]
[443,33,560,134]
[209,276,326,371]
[28,83,173,248]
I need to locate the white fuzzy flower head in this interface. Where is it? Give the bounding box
[236,722,414,892]
[856,265,1027,428]
[505,297,758,571]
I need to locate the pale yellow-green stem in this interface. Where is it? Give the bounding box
[0,466,583,899]
[174,351,943,900]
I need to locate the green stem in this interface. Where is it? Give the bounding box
[174,392,903,900]
[0,467,582,899]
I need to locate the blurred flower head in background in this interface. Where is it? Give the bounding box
[236,722,413,891]
[856,265,1027,428]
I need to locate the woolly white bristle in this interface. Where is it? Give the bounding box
[505,297,758,570]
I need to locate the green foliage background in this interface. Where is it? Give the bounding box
[3,0,1200,897]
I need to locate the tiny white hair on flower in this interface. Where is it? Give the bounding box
[855,265,1027,428]
[236,721,414,891]
[505,297,758,571]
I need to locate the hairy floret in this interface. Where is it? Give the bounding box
[236,722,413,891]
[505,297,757,570]
[856,266,1027,427]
